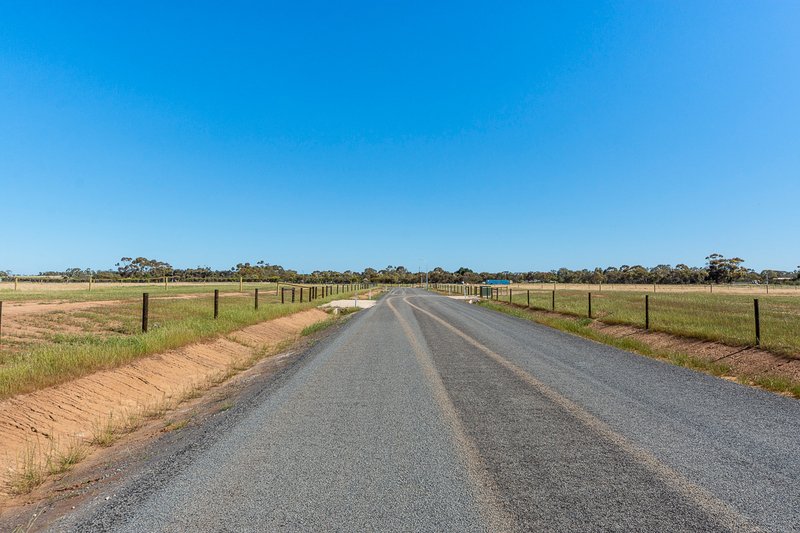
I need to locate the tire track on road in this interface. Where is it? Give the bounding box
[404,295,759,531]
[385,296,516,531]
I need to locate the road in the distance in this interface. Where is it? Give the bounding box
[63,288,800,532]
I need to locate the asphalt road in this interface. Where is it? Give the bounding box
[60,288,800,532]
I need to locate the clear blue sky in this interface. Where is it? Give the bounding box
[2,1,798,274]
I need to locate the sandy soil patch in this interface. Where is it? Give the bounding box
[0,308,328,494]
[321,299,377,309]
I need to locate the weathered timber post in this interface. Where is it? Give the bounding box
[754,298,761,346]
[142,293,149,333]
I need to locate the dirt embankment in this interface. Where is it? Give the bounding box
[588,322,800,385]
[0,308,328,493]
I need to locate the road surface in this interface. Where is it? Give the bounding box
[61,288,799,531]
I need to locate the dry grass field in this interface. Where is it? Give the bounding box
[0,282,369,399]
[0,280,315,301]
[434,283,800,357]
[436,281,800,296]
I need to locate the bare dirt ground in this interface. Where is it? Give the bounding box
[0,308,328,498]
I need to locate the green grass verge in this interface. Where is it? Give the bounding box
[495,289,800,357]
[479,300,800,399]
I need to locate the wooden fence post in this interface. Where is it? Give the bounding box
[214,290,219,319]
[292,288,295,303]
[754,298,760,346]
[645,294,650,330]
[300,287,304,303]
[142,293,149,333]
[509,289,512,303]
[588,292,592,318]
[239,276,243,292]
[552,290,555,311]
[255,288,259,310]
[281,288,285,304]
[527,290,530,308]
[164,276,168,290]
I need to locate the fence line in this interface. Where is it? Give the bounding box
[429,284,793,352]
[0,284,383,355]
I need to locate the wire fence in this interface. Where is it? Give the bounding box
[0,276,381,292]
[430,283,800,356]
[0,283,377,346]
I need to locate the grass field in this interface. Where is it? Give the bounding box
[0,281,365,303]
[0,284,373,399]
[435,281,800,296]
[488,288,800,356]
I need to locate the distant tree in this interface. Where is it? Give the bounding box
[705,253,747,284]
[428,267,451,283]
[588,268,605,284]
[116,257,173,278]
[64,267,94,281]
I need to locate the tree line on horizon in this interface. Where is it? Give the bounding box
[3,254,799,286]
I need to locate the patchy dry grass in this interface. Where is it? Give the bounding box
[7,445,45,495]
[90,415,118,447]
[48,438,88,475]
[163,418,190,432]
